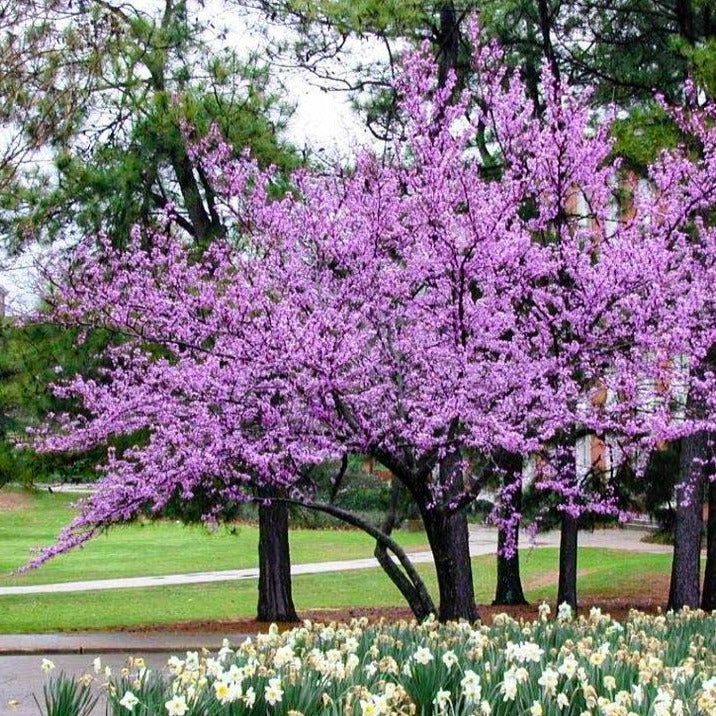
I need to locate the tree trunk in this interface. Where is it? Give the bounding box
[421,505,477,621]
[555,437,579,609]
[557,512,579,609]
[494,524,528,605]
[668,432,706,610]
[418,449,477,622]
[702,477,716,610]
[437,1,459,89]
[493,451,528,606]
[257,498,298,622]
[374,477,435,621]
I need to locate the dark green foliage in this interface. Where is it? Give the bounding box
[611,104,683,172]
[0,320,109,487]
[0,1,298,252]
[33,672,99,716]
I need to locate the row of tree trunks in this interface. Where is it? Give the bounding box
[257,442,716,623]
[257,434,716,622]
[254,451,534,623]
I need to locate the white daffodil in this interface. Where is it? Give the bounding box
[40,659,56,674]
[119,691,139,711]
[413,646,433,665]
[264,677,284,706]
[164,695,188,716]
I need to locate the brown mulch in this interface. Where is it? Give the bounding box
[116,594,670,636]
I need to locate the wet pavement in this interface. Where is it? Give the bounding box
[0,634,250,716]
[1,653,167,716]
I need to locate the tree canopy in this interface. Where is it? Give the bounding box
[29,30,716,620]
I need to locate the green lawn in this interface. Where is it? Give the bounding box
[0,487,675,633]
[0,488,428,585]
[0,547,672,632]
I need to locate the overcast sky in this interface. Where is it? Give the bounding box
[0,1,383,313]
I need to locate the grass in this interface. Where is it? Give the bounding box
[0,487,428,585]
[0,487,675,633]
[0,547,673,633]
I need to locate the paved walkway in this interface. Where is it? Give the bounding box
[0,526,669,598]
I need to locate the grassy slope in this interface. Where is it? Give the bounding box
[0,489,428,585]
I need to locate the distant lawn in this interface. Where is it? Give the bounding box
[0,547,673,633]
[0,487,428,585]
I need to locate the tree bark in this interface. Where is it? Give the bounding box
[493,450,528,605]
[257,498,298,622]
[669,432,706,610]
[417,450,477,622]
[554,436,580,609]
[557,512,579,609]
[420,505,476,621]
[494,524,528,606]
[702,477,716,610]
[374,478,435,620]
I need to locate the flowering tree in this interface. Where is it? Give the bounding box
[33,25,716,621]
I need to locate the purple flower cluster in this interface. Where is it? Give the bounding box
[29,24,716,569]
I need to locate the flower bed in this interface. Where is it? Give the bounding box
[39,606,716,715]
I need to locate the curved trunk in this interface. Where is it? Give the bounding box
[702,478,716,610]
[669,432,705,610]
[557,512,579,609]
[374,478,436,621]
[257,499,298,622]
[274,496,436,620]
[493,451,528,606]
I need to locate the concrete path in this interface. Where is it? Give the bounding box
[0,526,670,597]
[0,634,254,715]
[0,631,251,656]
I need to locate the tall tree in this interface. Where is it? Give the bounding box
[0,0,297,250]
[29,33,716,622]
[0,0,301,622]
